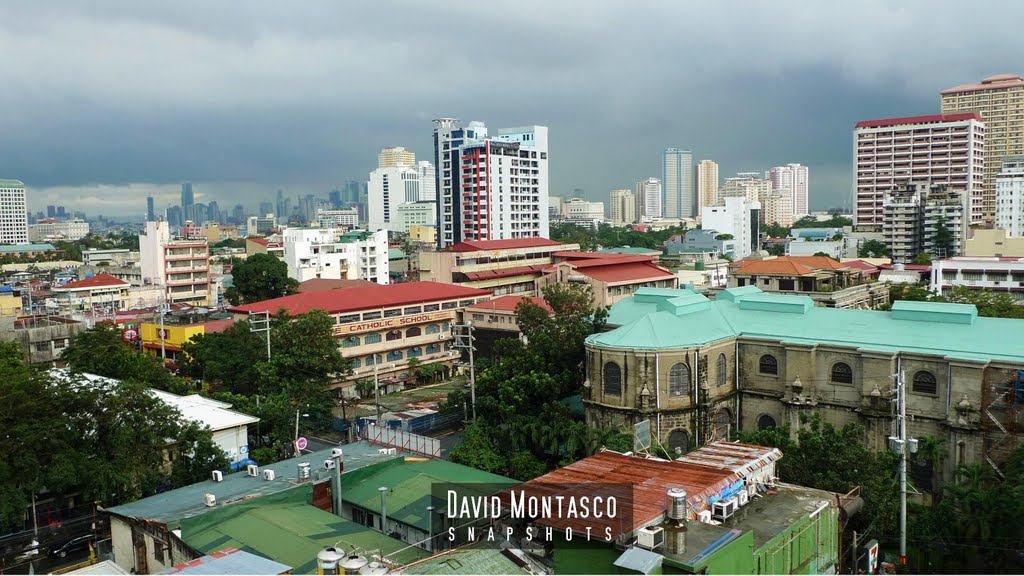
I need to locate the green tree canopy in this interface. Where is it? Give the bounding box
[225,253,298,305]
[180,320,266,394]
[62,322,190,393]
[859,239,891,258]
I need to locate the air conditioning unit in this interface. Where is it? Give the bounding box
[384,448,397,455]
[378,448,389,455]
[330,448,344,459]
[713,498,738,521]
[738,490,749,507]
[324,459,337,470]
[203,493,216,507]
[697,510,713,524]
[211,470,223,482]
[247,464,259,477]
[263,469,276,481]
[636,526,664,551]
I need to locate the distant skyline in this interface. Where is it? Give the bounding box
[2,1,1023,217]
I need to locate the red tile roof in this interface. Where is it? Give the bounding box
[228,281,492,315]
[295,278,377,293]
[567,255,656,267]
[466,295,552,313]
[732,256,850,276]
[54,273,129,290]
[941,74,1024,95]
[842,259,881,273]
[444,238,563,252]
[551,251,634,260]
[854,113,982,129]
[574,261,677,284]
[461,265,547,281]
[202,318,235,334]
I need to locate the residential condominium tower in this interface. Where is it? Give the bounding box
[608,189,636,225]
[663,148,694,218]
[941,74,1024,224]
[769,163,810,218]
[853,114,985,231]
[996,156,1024,236]
[696,159,719,217]
[0,180,28,244]
[432,119,549,249]
[635,177,662,220]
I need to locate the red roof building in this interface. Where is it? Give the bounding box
[443,237,563,252]
[464,295,552,335]
[420,238,581,298]
[51,273,132,311]
[295,278,377,294]
[539,255,678,308]
[726,256,889,309]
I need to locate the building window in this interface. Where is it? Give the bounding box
[831,362,853,384]
[406,327,421,338]
[365,355,377,366]
[441,301,458,310]
[386,330,402,342]
[34,342,49,353]
[426,343,441,354]
[337,314,359,324]
[669,363,689,397]
[363,333,382,344]
[387,350,403,362]
[426,324,441,335]
[408,347,422,358]
[472,313,484,321]
[668,429,689,455]
[54,339,68,350]
[423,304,440,312]
[715,408,732,440]
[759,354,778,375]
[603,362,622,396]
[716,353,727,387]
[757,414,777,431]
[342,336,360,348]
[403,306,422,315]
[352,358,361,368]
[913,370,937,395]
[383,308,402,318]
[362,311,382,320]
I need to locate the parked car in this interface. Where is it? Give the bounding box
[13,539,42,563]
[48,534,95,559]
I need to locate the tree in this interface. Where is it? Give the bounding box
[714,233,734,241]
[169,421,230,487]
[932,215,954,259]
[449,419,506,475]
[911,252,932,265]
[225,253,298,305]
[859,239,891,258]
[62,322,189,393]
[180,320,266,394]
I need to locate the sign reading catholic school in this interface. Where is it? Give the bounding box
[333,310,453,335]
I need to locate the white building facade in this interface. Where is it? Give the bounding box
[563,198,605,229]
[0,179,28,245]
[995,155,1024,236]
[396,201,437,233]
[29,219,90,242]
[635,177,662,220]
[368,164,420,232]
[316,208,359,229]
[931,256,1024,302]
[139,220,211,306]
[432,119,549,249]
[282,228,388,284]
[854,114,985,231]
[701,197,761,259]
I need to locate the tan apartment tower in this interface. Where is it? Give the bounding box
[696,160,719,217]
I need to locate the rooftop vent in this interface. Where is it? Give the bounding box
[203,493,216,507]
[211,470,223,483]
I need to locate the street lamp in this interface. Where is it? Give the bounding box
[294,409,310,450]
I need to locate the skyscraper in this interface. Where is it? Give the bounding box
[46,205,56,218]
[378,146,416,168]
[258,201,273,217]
[146,196,155,222]
[181,182,195,222]
[417,161,436,201]
[328,189,342,208]
[368,163,421,230]
[769,163,810,218]
[996,156,1024,236]
[696,160,719,215]
[275,189,286,218]
[853,114,985,230]
[0,179,28,244]
[941,74,1024,223]
[662,148,694,218]
[609,189,636,225]
[433,119,549,248]
[634,177,662,220]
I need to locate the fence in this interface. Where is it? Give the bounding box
[366,427,441,458]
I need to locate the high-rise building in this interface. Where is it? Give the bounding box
[996,156,1024,236]
[609,189,636,226]
[769,163,810,218]
[696,160,719,217]
[563,198,605,229]
[941,74,1024,224]
[417,161,436,201]
[46,205,56,218]
[635,177,662,220]
[235,204,249,225]
[368,164,421,231]
[853,114,985,231]
[166,205,183,228]
[663,148,694,218]
[883,183,965,262]
[328,189,342,208]
[433,119,549,248]
[701,197,761,259]
[0,180,28,244]
[718,173,785,224]
[139,220,211,306]
[378,146,416,168]
[181,182,195,222]
[283,228,388,284]
[56,206,66,219]
[146,196,155,222]
[258,201,273,218]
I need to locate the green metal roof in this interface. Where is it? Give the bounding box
[0,179,25,188]
[0,243,54,253]
[179,487,428,575]
[401,543,529,574]
[107,441,407,524]
[589,287,1024,363]
[341,459,517,533]
[388,248,407,259]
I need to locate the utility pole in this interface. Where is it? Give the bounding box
[374,359,382,425]
[451,321,477,420]
[249,311,271,360]
[890,361,915,568]
[159,287,167,361]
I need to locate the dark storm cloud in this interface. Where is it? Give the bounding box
[1,0,1022,215]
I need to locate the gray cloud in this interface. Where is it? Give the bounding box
[1,0,1021,216]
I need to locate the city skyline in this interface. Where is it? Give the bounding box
[2,1,1024,217]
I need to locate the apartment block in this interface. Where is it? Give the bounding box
[663,148,694,218]
[854,114,985,230]
[996,155,1024,236]
[432,119,549,249]
[635,177,662,220]
[942,74,1024,223]
[139,221,212,306]
[701,197,761,259]
[282,228,388,284]
[562,197,605,229]
[882,183,965,263]
[315,208,359,229]
[28,219,90,242]
[931,256,1024,302]
[696,159,719,217]
[769,163,810,218]
[419,237,579,296]
[609,189,636,225]
[0,179,28,245]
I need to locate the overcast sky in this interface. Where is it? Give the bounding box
[2,1,1021,218]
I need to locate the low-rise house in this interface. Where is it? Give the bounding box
[930,256,1024,301]
[49,273,131,312]
[0,314,87,364]
[418,238,580,297]
[667,229,737,257]
[538,253,679,308]
[726,255,889,309]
